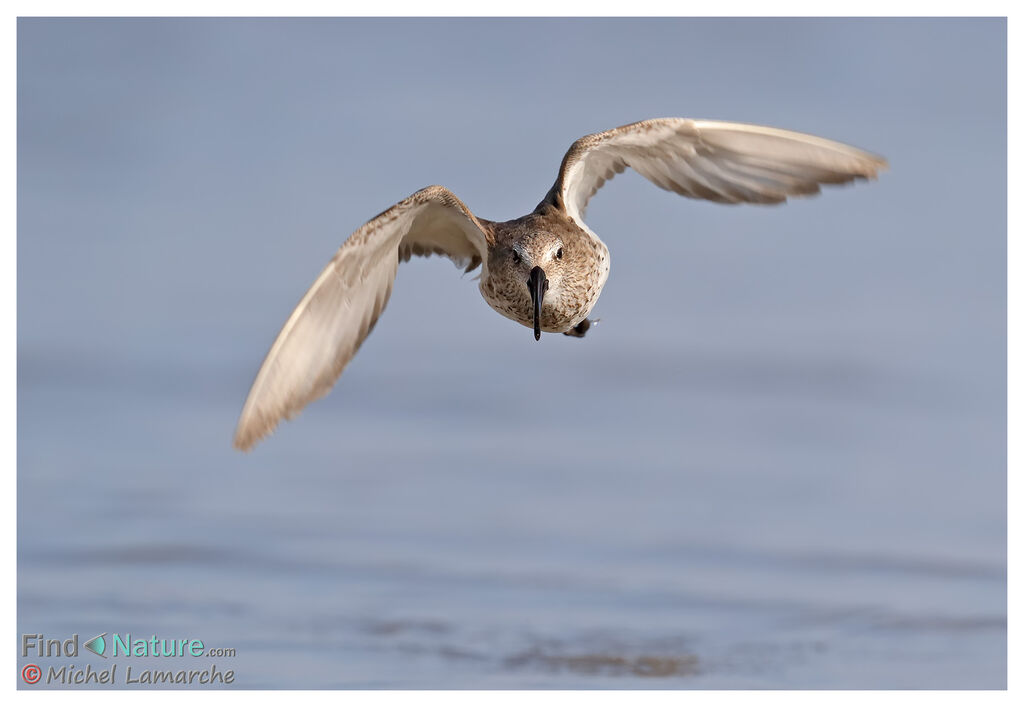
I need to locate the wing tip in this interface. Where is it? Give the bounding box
[232,426,261,453]
[233,413,277,453]
[850,155,888,184]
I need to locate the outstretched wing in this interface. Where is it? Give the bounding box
[234,185,491,451]
[542,118,887,223]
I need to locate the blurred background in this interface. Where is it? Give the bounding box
[18,18,1005,688]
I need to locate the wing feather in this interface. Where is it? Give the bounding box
[543,118,886,222]
[234,185,490,451]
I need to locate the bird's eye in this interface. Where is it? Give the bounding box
[511,251,521,264]
[556,247,563,260]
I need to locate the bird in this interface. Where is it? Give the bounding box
[234,117,886,450]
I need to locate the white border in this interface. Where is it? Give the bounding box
[7,5,1014,704]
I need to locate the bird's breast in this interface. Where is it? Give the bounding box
[478,268,605,333]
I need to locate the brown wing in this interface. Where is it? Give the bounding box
[543,118,887,222]
[234,185,490,451]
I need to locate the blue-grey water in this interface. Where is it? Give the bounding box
[17,18,1005,688]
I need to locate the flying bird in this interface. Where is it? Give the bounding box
[234,118,886,450]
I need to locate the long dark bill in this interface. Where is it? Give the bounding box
[527,265,549,341]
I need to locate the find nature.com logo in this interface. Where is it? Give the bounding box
[20,632,237,686]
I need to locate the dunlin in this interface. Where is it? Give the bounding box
[234,118,886,450]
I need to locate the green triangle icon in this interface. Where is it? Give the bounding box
[84,633,107,657]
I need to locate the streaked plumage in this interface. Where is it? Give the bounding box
[235,118,886,450]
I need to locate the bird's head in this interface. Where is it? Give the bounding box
[488,232,570,340]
